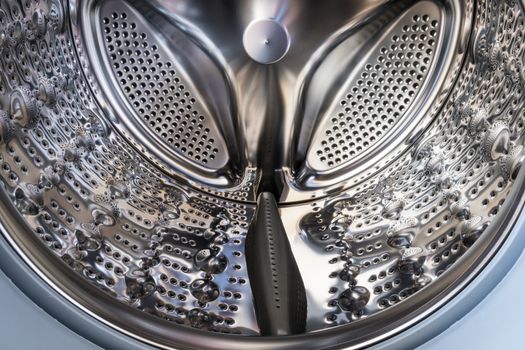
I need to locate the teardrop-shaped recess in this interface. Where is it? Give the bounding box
[291,0,466,190]
[75,0,245,188]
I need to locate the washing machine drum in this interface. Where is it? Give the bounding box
[0,0,524,349]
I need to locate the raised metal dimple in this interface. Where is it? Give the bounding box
[37,78,57,106]
[26,9,47,41]
[48,0,65,33]
[6,20,26,47]
[482,120,511,160]
[190,278,220,303]
[194,247,228,274]
[468,107,488,135]
[10,86,38,127]
[338,286,370,313]
[473,26,492,63]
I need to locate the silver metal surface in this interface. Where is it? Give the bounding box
[243,19,290,64]
[0,0,524,349]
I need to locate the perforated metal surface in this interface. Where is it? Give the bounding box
[101,5,226,169]
[309,4,440,171]
[0,0,257,335]
[285,0,525,330]
[0,0,524,349]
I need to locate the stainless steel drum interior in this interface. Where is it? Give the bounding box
[0,0,524,349]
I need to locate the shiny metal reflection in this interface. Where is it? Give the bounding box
[0,0,524,349]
